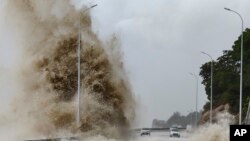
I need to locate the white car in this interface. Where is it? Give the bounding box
[170,128,180,138]
[140,129,151,136]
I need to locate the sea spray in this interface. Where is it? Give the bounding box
[188,112,235,141]
[0,0,135,139]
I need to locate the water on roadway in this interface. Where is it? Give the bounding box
[132,131,189,141]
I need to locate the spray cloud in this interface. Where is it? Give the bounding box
[0,0,135,140]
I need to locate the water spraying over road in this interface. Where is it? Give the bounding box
[188,112,234,141]
[0,0,135,140]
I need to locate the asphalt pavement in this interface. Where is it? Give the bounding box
[133,131,189,141]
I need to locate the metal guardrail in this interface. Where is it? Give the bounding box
[132,127,186,132]
[24,137,78,141]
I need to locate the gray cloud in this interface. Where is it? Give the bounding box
[90,0,250,127]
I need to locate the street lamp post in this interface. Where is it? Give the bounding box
[224,7,244,125]
[188,110,193,127]
[189,73,199,128]
[201,52,213,124]
[77,4,98,126]
[190,111,193,127]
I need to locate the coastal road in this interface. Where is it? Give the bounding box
[133,131,189,141]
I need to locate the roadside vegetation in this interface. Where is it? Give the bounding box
[200,28,250,121]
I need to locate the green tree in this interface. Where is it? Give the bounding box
[200,28,250,120]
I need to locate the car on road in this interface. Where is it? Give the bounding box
[170,127,180,138]
[140,129,151,136]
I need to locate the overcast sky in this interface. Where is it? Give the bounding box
[89,0,250,127]
[1,0,250,128]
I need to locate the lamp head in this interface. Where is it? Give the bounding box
[91,4,98,8]
[224,8,231,11]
